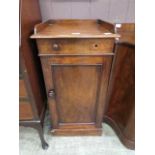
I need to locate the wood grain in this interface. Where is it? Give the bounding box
[19,101,33,120]
[53,65,101,123]
[20,0,46,119]
[40,55,113,135]
[19,0,48,149]
[105,42,135,149]
[116,23,135,44]
[37,38,114,55]
[34,20,116,136]
[31,20,120,38]
[19,79,28,98]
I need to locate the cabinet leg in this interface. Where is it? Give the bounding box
[34,123,49,150]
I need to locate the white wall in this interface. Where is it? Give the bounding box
[39,0,135,23]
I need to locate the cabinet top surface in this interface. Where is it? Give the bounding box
[31,19,120,39]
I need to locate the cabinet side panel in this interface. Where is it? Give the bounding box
[105,43,135,149]
[107,44,135,128]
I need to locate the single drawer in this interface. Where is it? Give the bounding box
[19,101,33,120]
[19,79,28,98]
[37,38,114,55]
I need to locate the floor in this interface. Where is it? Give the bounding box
[19,113,135,155]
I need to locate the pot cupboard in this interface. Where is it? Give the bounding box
[31,19,120,136]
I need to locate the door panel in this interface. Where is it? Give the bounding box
[40,56,112,135]
[52,65,102,123]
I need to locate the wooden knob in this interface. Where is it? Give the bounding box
[52,43,60,51]
[48,89,55,98]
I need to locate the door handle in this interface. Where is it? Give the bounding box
[48,89,55,98]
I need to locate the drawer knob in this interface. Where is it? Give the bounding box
[52,43,60,51]
[48,89,55,98]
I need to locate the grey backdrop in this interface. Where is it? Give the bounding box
[39,0,135,23]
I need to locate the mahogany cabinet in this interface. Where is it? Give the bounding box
[31,20,119,136]
[104,24,135,149]
[19,0,48,149]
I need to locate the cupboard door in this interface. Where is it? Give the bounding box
[41,56,112,135]
[53,65,100,124]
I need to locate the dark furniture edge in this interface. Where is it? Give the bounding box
[103,115,135,150]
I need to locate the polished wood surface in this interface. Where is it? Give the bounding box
[19,101,33,120]
[104,23,135,149]
[40,55,113,135]
[37,38,114,55]
[20,0,46,120]
[53,66,100,123]
[19,79,28,98]
[21,0,41,38]
[19,0,48,149]
[32,20,117,135]
[51,124,102,136]
[31,20,120,38]
[116,23,135,44]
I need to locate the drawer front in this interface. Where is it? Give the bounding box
[37,38,114,55]
[19,101,33,120]
[19,79,28,98]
